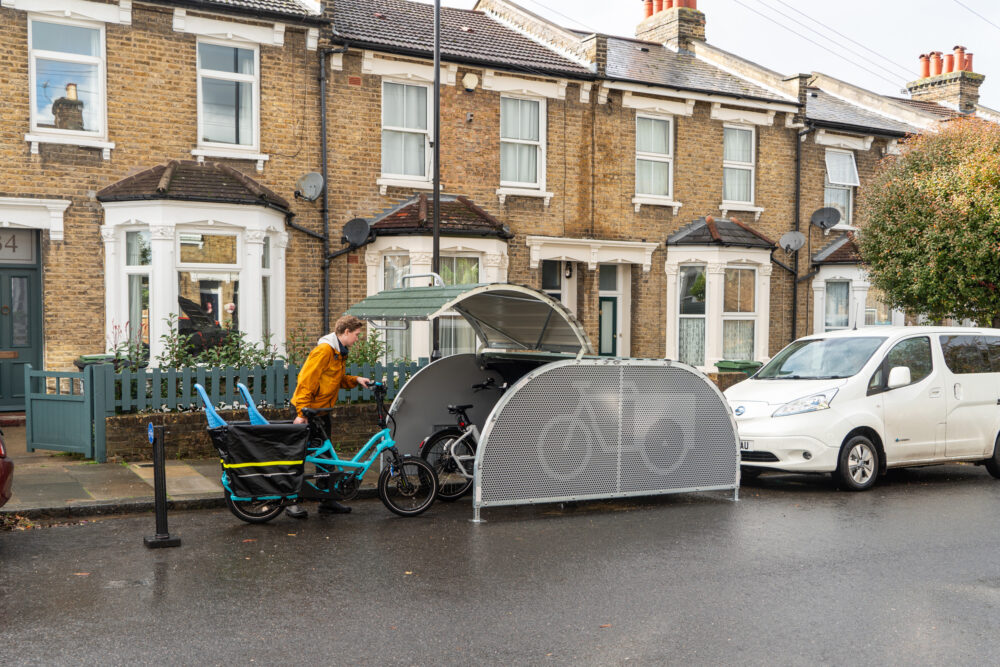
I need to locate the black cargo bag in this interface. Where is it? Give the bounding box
[213,422,310,500]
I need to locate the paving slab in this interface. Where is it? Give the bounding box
[128,461,222,495]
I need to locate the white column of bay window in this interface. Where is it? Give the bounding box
[705,263,726,370]
[148,224,176,365]
[242,230,265,344]
[101,226,118,351]
[664,264,679,359]
[271,232,288,355]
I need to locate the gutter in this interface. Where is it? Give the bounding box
[808,119,910,138]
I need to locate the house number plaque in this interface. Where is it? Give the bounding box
[0,230,34,264]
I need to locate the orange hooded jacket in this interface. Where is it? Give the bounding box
[291,333,359,414]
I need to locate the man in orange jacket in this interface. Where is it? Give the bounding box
[287,315,373,519]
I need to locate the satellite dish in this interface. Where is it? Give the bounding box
[810,207,841,230]
[342,217,371,247]
[294,172,324,202]
[779,231,806,253]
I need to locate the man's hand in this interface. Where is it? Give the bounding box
[293,416,306,425]
[357,377,374,388]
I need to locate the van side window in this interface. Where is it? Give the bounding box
[941,335,991,374]
[885,336,932,385]
[985,336,1000,372]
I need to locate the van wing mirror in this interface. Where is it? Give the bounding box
[887,366,911,389]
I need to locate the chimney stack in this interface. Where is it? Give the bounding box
[636,0,705,44]
[907,47,985,114]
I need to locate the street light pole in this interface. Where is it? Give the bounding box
[431,0,442,360]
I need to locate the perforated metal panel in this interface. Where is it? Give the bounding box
[474,359,738,516]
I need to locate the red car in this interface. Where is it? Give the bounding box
[0,429,12,509]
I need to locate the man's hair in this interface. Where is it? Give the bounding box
[334,315,366,335]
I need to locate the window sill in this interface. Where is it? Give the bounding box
[826,223,857,235]
[26,133,115,160]
[376,177,442,196]
[191,148,268,172]
[719,202,765,222]
[633,196,682,214]
[496,187,553,206]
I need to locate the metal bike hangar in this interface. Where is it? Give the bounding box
[346,281,740,521]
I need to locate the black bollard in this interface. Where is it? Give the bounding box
[144,424,181,549]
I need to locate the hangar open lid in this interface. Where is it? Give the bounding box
[345,283,593,355]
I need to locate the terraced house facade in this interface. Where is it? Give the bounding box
[0,0,993,409]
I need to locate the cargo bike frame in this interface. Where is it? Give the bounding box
[196,382,438,523]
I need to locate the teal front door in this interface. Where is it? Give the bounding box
[0,268,42,410]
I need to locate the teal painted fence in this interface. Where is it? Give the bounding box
[25,359,428,462]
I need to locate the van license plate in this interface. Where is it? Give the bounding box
[740,440,753,451]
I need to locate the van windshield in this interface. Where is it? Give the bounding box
[756,336,887,380]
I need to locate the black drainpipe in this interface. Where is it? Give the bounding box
[792,124,814,340]
[318,46,349,333]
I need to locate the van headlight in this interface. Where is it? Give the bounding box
[772,389,838,417]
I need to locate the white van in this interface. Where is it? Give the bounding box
[724,326,1000,490]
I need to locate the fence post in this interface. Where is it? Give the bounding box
[24,364,34,453]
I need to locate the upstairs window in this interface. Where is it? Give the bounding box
[29,18,106,137]
[381,81,430,179]
[500,96,544,187]
[636,115,673,198]
[198,41,258,148]
[824,149,859,226]
[722,126,755,204]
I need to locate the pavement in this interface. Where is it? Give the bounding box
[0,426,376,519]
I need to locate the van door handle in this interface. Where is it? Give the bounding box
[954,383,963,400]
[929,388,942,398]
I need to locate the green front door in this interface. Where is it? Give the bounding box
[0,268,42,410]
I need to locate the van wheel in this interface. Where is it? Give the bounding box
[835,435,879,491]
[984,434,1000,479]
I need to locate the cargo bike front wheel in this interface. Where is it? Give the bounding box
[377,456,438,517]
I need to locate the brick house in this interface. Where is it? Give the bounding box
[1,0,994,411]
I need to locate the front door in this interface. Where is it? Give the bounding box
[0,268,42,410]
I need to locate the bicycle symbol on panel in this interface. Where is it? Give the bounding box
[534,380,695,481]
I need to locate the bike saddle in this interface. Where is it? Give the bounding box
[447,404,474,413]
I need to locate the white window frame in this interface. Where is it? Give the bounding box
[824,149,858,229]
[380,79,433,184]
[722,266,757,359]
[123,229,151,347]
[175,229,241,270]
[722,123,755,206]
[28,15,107,140]
[635,113,674,201]
[196,37,261,153]
[677,264,707,367]
[500,94,547,191]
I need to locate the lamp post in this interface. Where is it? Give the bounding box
[431,0,442,360]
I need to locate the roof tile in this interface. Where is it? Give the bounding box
[807,88,921,135]
[371,193,513,238]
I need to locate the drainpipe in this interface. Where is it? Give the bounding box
[319,46,349,333]
[793,123,814,340]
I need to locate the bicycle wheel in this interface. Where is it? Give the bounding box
[420,428,475,502]
[224,495,284,524]
[378,457,438,517]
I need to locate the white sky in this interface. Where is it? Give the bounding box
[427,0,1000,110]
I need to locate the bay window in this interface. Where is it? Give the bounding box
[440,256,480,356]
[723,268,755,360]
[678,266,706,366]
[825,280,850,331]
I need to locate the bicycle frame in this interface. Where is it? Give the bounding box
[305,427,396,483]
[442,425,480,480]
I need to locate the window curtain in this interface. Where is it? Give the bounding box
[128,274,149,345]
[825,150,860,186]
[679,319,705,366]
[637,117,669,154]
[636,159,670,196]
[723,167,752,202]
[723,320,754,360]
[823,179,851,225]
[723,127,752,163]
[825,281,850,329]
[383,83,426,177]
[500,98,539,184]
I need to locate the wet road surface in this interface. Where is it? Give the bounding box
[3,464,1000,665]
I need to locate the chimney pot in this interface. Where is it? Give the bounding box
[953,45,966,71]
[644,0,654,18]
[944,53,954,74]
[66,82,78,101]
[689,0,698,9]
[919,53,930,78]
[965,53,973,72]
[664,0,674,7]
[931,51,943,76]
[654,0,663,12]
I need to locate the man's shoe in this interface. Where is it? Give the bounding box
[317,500,352,515]
[285,504,308,519]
